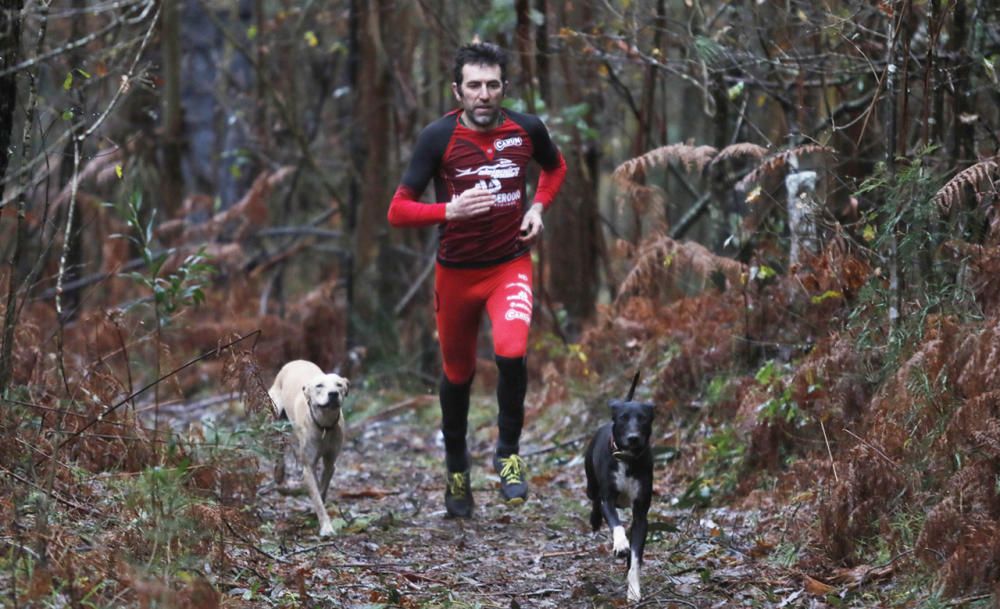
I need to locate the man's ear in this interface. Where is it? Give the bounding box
[451,81,461,102]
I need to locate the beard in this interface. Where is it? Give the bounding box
[464,103,501,128]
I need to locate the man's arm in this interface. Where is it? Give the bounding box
[387,117,455,227]
[390,184,496,227]
[387,124,448,227]
[387,184,448,227]
[533,151,567,210]
[507,110,567,210]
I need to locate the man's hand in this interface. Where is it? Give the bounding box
[446,188,493,221]
[518,203,544,246]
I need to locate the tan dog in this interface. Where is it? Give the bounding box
[269,360,350,537]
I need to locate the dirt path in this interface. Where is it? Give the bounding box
[238,395,795,609]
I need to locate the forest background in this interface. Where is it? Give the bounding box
[2,0,1000,607]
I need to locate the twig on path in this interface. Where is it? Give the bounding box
[522,433,589,457]
[465,588,564,599]
[537,549,589,560]
[947,594,991,607]
[223,519,290,564]
[283,540,343,558]
[635,595,698,609]
[360,394,436,423]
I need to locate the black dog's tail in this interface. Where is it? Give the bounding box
[626,370,640,401]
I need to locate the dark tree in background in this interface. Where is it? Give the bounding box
[0,0,24,392]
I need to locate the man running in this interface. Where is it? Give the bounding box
[387,42,566,518]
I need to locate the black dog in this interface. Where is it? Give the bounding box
[584,371,655,602]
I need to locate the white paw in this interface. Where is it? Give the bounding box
[319,521,335,537]
[627,562,641,601]
[612,526,630,557]
[627,585,641,602]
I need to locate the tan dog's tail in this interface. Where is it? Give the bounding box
[268,387,288,421]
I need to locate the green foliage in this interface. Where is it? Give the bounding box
[754,360,809,427]
[504,96,599,144]
[119,463,204,567]
[703,374,732,407]
[473,0,543,38]
[111,192,214,326]
[676,424,745,507]
[849,147,981,380]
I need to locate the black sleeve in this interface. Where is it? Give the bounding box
[400,115,456,192]
[506,110,562,170]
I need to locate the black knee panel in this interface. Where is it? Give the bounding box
[440,375,473,472]
[495,355,527,456]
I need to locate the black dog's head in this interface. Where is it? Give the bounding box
[609,400,655,459]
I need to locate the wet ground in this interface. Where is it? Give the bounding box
[224,393,802,609]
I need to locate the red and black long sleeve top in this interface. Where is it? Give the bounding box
[388,108,567,268]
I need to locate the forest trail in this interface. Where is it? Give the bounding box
[219,392,798,609]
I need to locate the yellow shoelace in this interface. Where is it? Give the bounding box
[497,455,524,484]
[448,472,469,496]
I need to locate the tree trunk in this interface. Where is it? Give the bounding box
[0,0,24,393]
[348,0,396,355]
[949,0,971,167]
[161,0,183,217]
[534,0,549,105]
[885,0,901,327]
[545,2,601,334]
[0,0,22,201]
[515,0,535,112]
[345,0,361,351]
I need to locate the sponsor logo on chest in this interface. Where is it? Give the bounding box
[494,136,523,152]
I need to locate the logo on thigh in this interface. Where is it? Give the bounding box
[503,286,533,324]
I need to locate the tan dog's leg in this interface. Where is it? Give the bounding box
[300,445,335,536]
[319,454,336,502]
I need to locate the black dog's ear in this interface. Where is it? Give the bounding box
[609,399,624,416]
[640,402,655,419]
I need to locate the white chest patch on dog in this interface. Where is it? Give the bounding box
[614,467,641,508]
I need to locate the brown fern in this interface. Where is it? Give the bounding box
[615,234,744,303]
[709,142,769,169]
[612,143,719,186]
[735,144,834,192]
[934,157,1000,211]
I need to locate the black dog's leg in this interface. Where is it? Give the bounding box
[626,494,651,601]
[588,494,603,532]
[584,448,603,532]
[600,498,629,558]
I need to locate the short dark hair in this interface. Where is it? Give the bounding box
[453,42,508,86]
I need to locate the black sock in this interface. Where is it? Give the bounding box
[495,355,527,457]
[440,375,472,472]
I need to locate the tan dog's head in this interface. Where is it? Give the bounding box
[303,373,350,410]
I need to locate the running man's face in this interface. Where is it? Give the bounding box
[453,63,505,131]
